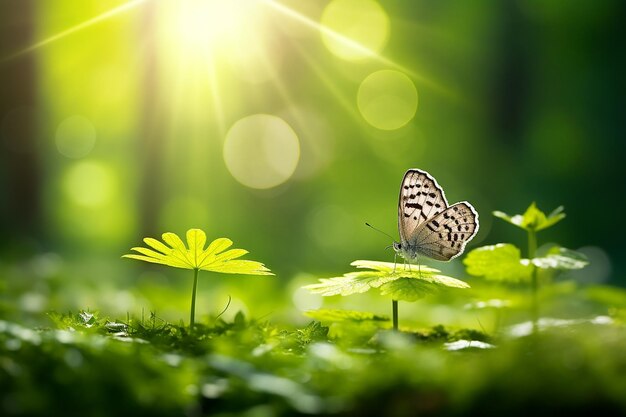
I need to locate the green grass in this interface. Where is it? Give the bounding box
[2,309,626,417]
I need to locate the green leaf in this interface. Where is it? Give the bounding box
[302,272,395,296]
[123,228,272,275]
[540,206,566,231]
[493,202,566,232]
[532,246,588,270]
[464,244,532,282]
[520,202,547,231]
[379,278,440,302]
[304,260,469,301]
[492,210,526,230]
[304,309,389,323]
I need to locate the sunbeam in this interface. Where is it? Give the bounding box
[261,0,455,99]
[262,0,393,64]
[206,58,226,136]
[289,38,360,120]
[0,0,148,63]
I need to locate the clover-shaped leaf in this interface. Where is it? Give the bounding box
[304,260,469,302]
[493,203,565,232]
[123,228,272,275]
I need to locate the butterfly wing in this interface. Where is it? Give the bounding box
[409,202,479,261]
[398,169,449,244]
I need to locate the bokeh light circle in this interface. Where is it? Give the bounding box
[223,114,300,189]
[55,115,97,158]
[320,0,389,61]
[567,246,612,284]
[63,160,115,207]
[292,286,323,312]
[357,70,418,130]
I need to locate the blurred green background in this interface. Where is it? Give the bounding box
[0,0,624,325]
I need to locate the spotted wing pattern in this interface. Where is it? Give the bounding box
[398,169,449,244]
[409,202,479,261]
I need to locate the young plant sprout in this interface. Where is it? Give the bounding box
[123,228,272,328]
[464,203,587,333]
[304,260,470,330]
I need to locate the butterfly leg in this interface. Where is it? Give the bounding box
[393,253,398,273]
[416,254,422,279]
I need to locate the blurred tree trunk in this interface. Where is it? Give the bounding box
[0,0,41,246]
[138,2,165,237]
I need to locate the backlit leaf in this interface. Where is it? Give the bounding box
[464,244,532,282]
[379,278,439,302]
[304,260,469,301]
[493,203,566,232]
[540,206,566,231]
[186,228,207,266]
[123,228,272,275]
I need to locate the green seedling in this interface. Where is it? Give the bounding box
[465,203,587,333]
[123,228,272,328]
[304,260,469,331]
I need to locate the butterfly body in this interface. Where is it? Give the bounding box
[394,169,479,262]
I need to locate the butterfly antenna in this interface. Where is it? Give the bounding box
[365,222,396,241]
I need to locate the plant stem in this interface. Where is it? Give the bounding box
[190,268,199,328]
[392,300,398,331]
[528,229,538,333]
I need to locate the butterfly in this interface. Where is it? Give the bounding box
[393,168,479,263]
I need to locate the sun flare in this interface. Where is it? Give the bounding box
[168,0,255,52]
